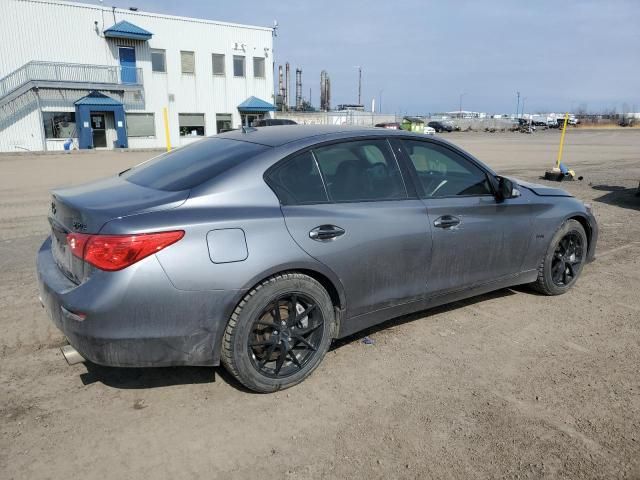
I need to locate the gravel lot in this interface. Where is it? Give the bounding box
[1,129,639,479]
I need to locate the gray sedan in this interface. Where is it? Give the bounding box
[37,126,598,392]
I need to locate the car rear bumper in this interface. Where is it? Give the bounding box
[37,237,243,367]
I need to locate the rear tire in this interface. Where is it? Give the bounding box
[532,219,587,295]
[221,273,335,393]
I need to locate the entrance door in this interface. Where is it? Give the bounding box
[91,114,107,148]
[241,113,261,127]
[119,47,137,84]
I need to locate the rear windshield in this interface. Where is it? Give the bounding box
[123,138,270,191]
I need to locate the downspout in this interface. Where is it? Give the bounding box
[34,88,47,152]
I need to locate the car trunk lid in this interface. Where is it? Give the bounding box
[49,176,189,283]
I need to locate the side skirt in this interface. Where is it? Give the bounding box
[336,270,538,338]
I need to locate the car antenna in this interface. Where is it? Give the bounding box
[241,125,257,133]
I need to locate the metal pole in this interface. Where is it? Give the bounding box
[516,91,520,119]
[556,113,569,168]
[459,92,466,118]
[358,66,362,105]
[34,89,47,152]
[379,89,383,114]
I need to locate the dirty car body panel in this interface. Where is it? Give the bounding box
[36,126,598,367]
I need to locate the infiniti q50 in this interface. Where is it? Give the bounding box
[37,126,597,392]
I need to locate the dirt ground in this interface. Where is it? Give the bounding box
[1,129,639,479]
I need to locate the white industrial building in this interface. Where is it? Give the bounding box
[0,0,275,152]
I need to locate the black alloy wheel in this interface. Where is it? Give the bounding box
[532,219,588,296]
[248,293,324,378]
[551,232,584,287]
[221,272,335,392]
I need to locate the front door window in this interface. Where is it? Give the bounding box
[91,114,107,148]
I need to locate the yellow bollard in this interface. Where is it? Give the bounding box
[555,112,569,169]
[163,107,171,152]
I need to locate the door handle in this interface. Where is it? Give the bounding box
[309,225,345,241]
[433,215,461,229]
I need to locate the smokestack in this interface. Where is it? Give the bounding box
[285,62,290,111]
[320,70,329,112]
[278,65,284,111]
[295,68,302,110]
[326,75,331,111]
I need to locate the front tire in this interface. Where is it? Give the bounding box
[532,219,587,295]
[221,273,335,393]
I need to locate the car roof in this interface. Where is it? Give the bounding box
[216,125,428,147]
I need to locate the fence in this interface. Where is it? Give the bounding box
[275,111,400,127]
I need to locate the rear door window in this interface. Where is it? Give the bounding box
[123,138,269,191]
[266,151,328,205]
[312,139,407,202]
[401,140,492,197]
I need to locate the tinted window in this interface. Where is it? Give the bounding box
[212,54,225,75]
[233,56,245,77]
[123,138,269,191]
[313,139,406,202]
[402,140,492,197]
[151,49,166,73]
[266,151,328,205]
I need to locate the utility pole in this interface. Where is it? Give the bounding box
[459,92,466,118]
[516,91,520,119]
[354,66,362,105]
[379,89,383,113]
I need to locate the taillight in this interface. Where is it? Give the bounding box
[66,231,184,271]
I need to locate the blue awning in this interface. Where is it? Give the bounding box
[104,20,153,41]
[75,91,122,106]
[238,96,276,113]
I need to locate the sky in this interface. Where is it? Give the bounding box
[76,0,640,114]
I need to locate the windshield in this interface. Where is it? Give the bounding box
[122,138,270,191]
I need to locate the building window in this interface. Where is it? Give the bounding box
[233,55,245,77]
[179,113,205,136]
[151,49,166,73]
[126,113,155,137]
[253,57,265,78]
[212,54,225,76]
[43,112,76,139]
[181,51,195,74]
[216,113,233,133]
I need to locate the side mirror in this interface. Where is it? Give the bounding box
[496,177,520,201]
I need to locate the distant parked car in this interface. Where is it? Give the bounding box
[253,118,298,127]
[424,126,436,135]
[427,121,453,133]
[374,122,401,130]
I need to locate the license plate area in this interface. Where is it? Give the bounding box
[49,218,81,284]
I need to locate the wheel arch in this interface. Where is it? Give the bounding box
[567,214,592,250]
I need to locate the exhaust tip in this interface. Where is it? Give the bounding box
[61,344,85,365]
